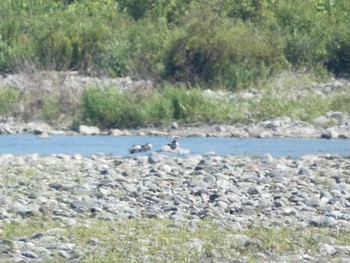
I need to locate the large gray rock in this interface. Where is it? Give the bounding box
[309,216,338,227]
[148,152,167,164]
[313,116,330,127]
[319,244,337,256]
[79,125,100,135]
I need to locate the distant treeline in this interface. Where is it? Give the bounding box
[1,0,350,89]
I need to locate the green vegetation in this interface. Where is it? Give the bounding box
[0,0,350,128]
[0,87,20,117]
[1,81,349,129]
[79,83,350,129]
[1,217,350,262]
[1,0,350,86]
[81,86,234,128]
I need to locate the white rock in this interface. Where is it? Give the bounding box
[319,243,336,256]
[79,125,100,135]
[110,129,123,136]
[313,116,329,127]
[38,132,50,139]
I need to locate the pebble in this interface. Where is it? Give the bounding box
[0,153,349,262]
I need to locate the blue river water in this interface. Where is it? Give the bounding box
[0,135,349,158]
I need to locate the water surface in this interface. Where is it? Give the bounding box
[0,135,349,158]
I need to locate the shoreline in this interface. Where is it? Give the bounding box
[0,119,349,139]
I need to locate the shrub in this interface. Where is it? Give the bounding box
[0,87,21,117]
[275,2,329,67]
[249,91,302,120]
[117,0,155,20]
[117,0,193,24]
[124,17,170,78]
[81,86,143,128]
[1,0,350,86]
[0,41,11,72]
[326,25,350,76]
[144,86,219,124]
[0,1,130,75]
[159,86,229,123]
[41,100,60,123]
[329,93,350,112]
[164,9,284,90]
[81,85,237,128]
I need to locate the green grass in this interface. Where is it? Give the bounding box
[1,217,350,262]
[81,85,238,129]
[248,91,332,122]
[78,81,350,129]
[0,219,62,240]
[81,86,143,128]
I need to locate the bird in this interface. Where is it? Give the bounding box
[129,143,153,154]
[158,137,189,154]
[167,138,179,150]
[129,144,143,154]
[141,143,152,152]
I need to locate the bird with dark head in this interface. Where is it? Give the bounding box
[141,143,152,152]
[167,138,179,150]
[129,144,142,154]
[129,143,153,154]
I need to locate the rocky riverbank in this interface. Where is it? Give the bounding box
[0,117,349,140]
[0,71,350,139]
[0,153,349,262]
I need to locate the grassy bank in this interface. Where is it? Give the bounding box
[0,73,349,129]
[80,84,350,129]
[1,0,350,90]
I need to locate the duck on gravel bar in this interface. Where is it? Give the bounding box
[129,143,152,154]
[141,143,152,152]
[167,138,179,150]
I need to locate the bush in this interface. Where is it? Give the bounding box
[0,41,11,72]
[0,87,21,117]
[124,17,170,78]
[326,26,350,76]
[0,1,131,75]
[117,0,193,24]
[41,100,60,123]
[164,7,284,90]
[1,0,350,86]
[329,93,350,112]
[81,85,236,128]
[81,86,143,128]
[144,86,224,124]
[274,1,329,68]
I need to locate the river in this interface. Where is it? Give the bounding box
[0,135,349,158]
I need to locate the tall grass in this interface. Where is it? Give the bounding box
[81,87,143,128]
[79,82,350,129]
[81,85,236,129]
[143,87,232,124]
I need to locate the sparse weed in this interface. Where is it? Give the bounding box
[2,217,349,262]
